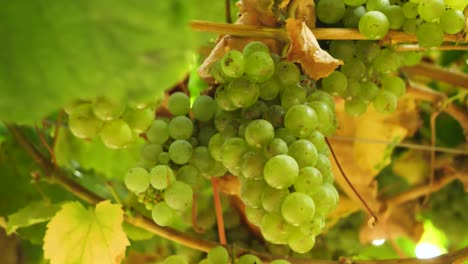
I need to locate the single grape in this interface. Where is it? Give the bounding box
[355,41,381,63]
[399,51,423,66]
[262,105,285,128]
[238,254,262,264]
[158,152,170,165]
[345,97,367,117]
[322,71,348,96]
[242,101,268,120]
[68,103,103,139]
[208,133,225,161]
[373,90,398,113]
[244,51,275,83]
[100,119,133,149]
[403,18,419,34]
[164,181,193,211]
[245,119,275,148]
[93,97,125,121]
[176,165,201,189]
[263,155,299,189]
[265,138,288,157]
[146,120,169,145]
[226,78,260,108]
[125,167,150,193]
[275,128,297,145]
[284,105,318,137]
[381,76,406,98]
[439,9,465,34]
[329,40,356,62]
[214,109,241,137]
[240,178,267,208]
[168,139,193,165]
[373,49,400,74]
[241,151,268,179]
[211,60,230,84]
[418,0,444,22]
[315,153,333,182]
[220,50,245,78]
[294,167,323,195]
[310,183,339,215]
[260,77,282,101]
[359,11,390,40]
[416,22,444,48]
[316,0,346,24]
[192,95,217,122]
[246,206,267,226]
[262,186,289,213]
[303,131,329,155]
[261,212,293,244]
[307,101,334,135]
[384,5,405,30]
[140,143,163,163]
[197,125,217,146]
[243,41,270,57]
[150,165,175,190]
[281,84,307,110]
[340,58,366,80]
[221,137,249,174]
[288,228,316,253]
[288,139,318,168]
[402,2,418,18]
[275,61,300,87]
[152,202,174,226]
[123,108,154,133]
[215,84,238,111]
[168,116,193,140]
[366,0,390,11]
[358,81,379,102]
[207,246,229,264]
[281,192,316,226]
[307,90,335,110]
[343,6,366,28]
[167,92,190,116]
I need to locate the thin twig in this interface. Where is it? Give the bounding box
[212,178,227,245]
[393,44,468,52]
[225,0,232,24]
[402,63,468,89]
[34,123,56,165]
[106,181,123,205]
[325,138,379,227]
[423,111,440,205]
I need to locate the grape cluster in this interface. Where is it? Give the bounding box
[316,0,466,47]
[324,40,421,116]
[65,97,156,149]
[208,42,339,253]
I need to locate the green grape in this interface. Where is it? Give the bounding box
[192,95,217,122]
[260,212,293,244]
[221,137,249,174]
[271,260,291,264]
[207,246,229,264]
[444,0,466,9]
[294,167,323,195]
[381,76,406,98]
[243,41,270,57]
[93,97,125,121]
[265,138,289,157]
[146,120,169,145]
[416,22,444,48]
[262,105,285,128]
[240,178,267,208]
[359,81,379,102]
[140,144,163,163]
[307,90,335,110]
[355,41,381,63]
[262,187,289,213]
[197,125,217,146]
[167,92,190,116]
[260,77,282,101]
[125,167,150,193]
[288,228,316,253]
[307,101,334,135]
[343,6,366,28]
[373,90,398,113]
[418,0,444,22]
[321,71,347,96]
[215,84,238,111]
[344,0,366,6]
[242,101,268,120]
[275,128,297,145]
[190,146,222,176]
[315,153,332,182]
[281,192,315,226]
[176,165,201,189]
[402,2,418,18]
[303,131,329,155]
[241,151,268,179]
[366,0,390,11]
[311,183,339,215]
[238,121,252,138]
[164,181,193,211]
[358,11,390,40]
[168,116,193,140]
[345,98,367,117]
[400,51,423,66]
[152,202,174,226]
[64,100,87,115]
[238,254,262,264]
[245,119,275,148]
[246,206,267,226]
[439,9,465,34]
[123,108,154,133]
[275,61,300,87]
[281,84,307,110]
[263,155,299,189]
[100,119,133,149]
[199,259,210,264]
[316,0,346,24]
[68,103,103,139]
[158,152,170,165]
[220,50,245,78]
[340,58,366,80]
[211,60,230,84]
[226,78,260,108]
[288,139,318,168]
[329,40,356,62]
[346,78,361,99]
[384,5,405,29]
[284,105,318,137]
[244,51,275,83]
[163,255,188,264]
[403,18,419,34]
[208,133,225,161]
[373,49,400,74]
[150,165,175,190]
[168,140,193,165]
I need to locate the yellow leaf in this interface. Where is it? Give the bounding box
[43,201,129,264]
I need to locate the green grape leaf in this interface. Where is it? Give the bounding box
[43,201,129,264]
[0,1,193,124]
[54,129,142,180]
[6,201,62,235]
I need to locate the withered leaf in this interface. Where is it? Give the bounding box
[236,0,277,27]
[285,19,342,80]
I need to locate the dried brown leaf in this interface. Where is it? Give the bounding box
[285,19,342,80]
[236,0,277,27]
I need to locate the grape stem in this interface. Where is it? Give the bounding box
[212,178,227,245]
[191,194,206,233]
[225,0,232,24]
[393,44,468,52]
[402,63,468,89]
[7,123,468,264]
[325,138,379,227]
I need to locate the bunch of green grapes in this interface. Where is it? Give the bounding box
[316,0,466,47]
[323,40,422,116]
[208,41,340,253]
[65,96,157,149]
